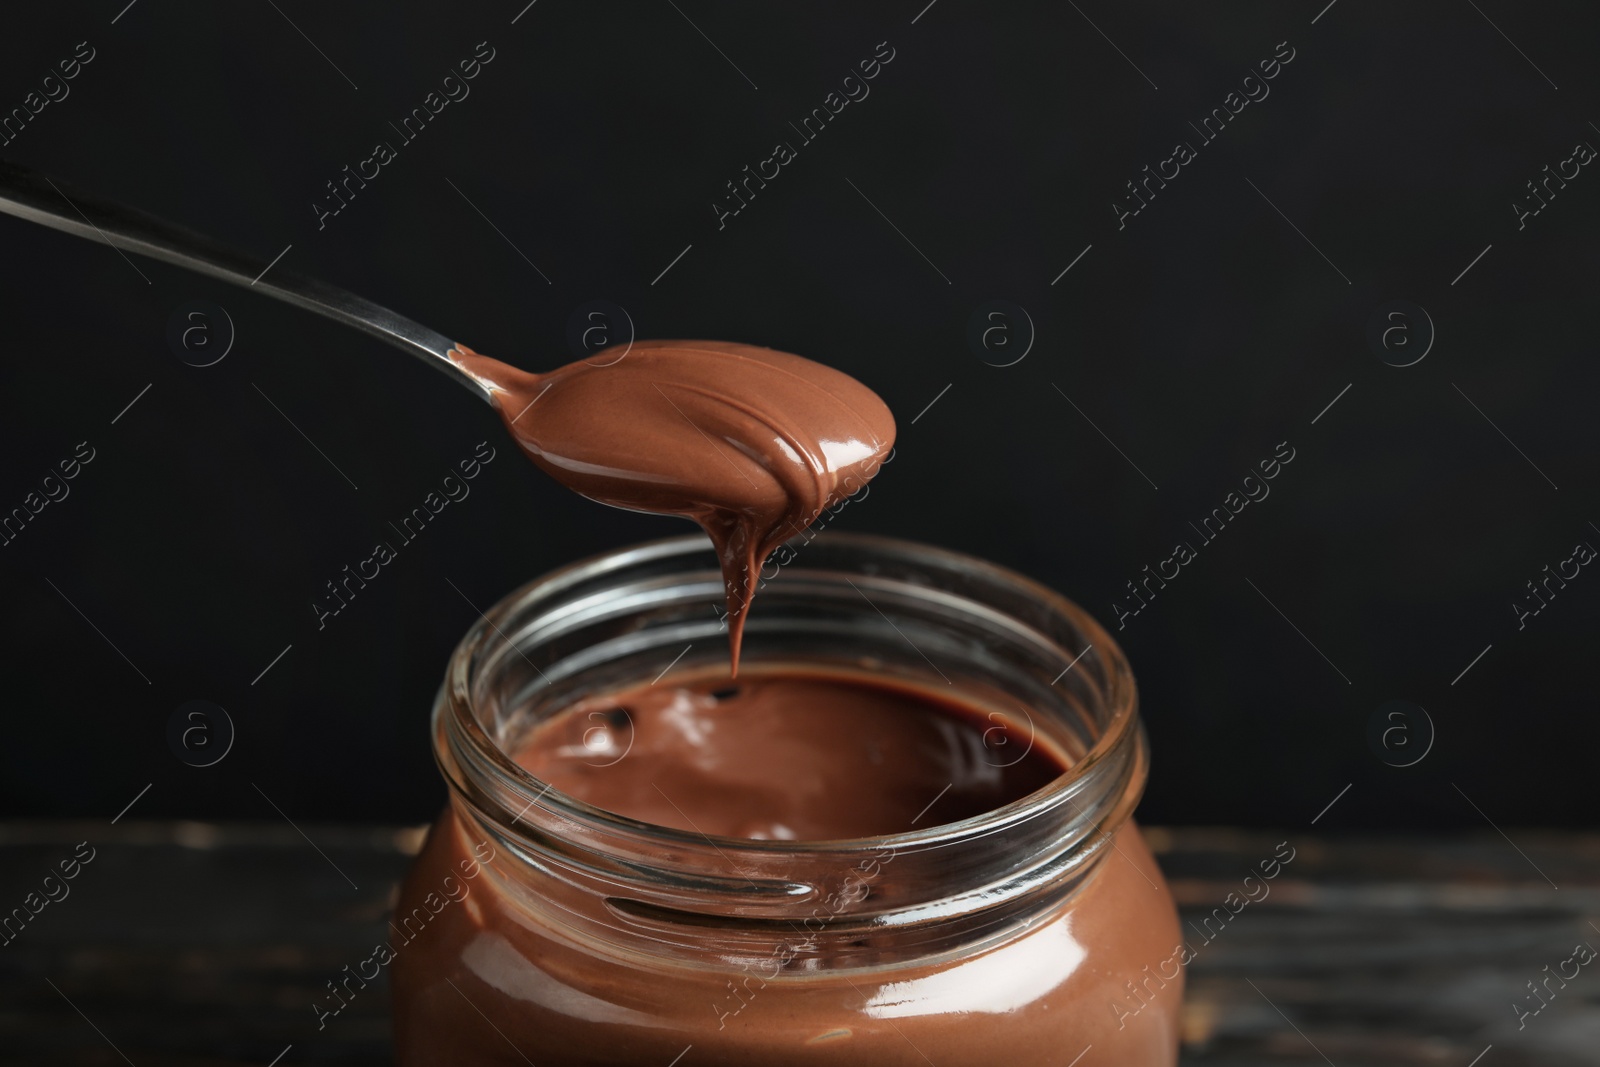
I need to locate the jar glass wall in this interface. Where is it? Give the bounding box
[391,533,1183,1065]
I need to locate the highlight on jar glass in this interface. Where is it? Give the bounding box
[392,533,1182,1066]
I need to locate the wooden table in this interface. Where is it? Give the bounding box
[4,823,1596,1065]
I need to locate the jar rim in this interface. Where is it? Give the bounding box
[437,531,1141,857]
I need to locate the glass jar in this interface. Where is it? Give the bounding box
[391,533,1182,1065]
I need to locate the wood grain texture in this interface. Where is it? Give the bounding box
[2,822,1596,1065]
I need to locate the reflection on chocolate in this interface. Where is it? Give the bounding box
[449,341,896,674]
[513,669,1064,840]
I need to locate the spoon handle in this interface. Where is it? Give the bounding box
[0,159,493,404]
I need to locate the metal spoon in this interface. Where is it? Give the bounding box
[0,159,493,403]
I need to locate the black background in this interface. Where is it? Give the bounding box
[3,1,1596,831]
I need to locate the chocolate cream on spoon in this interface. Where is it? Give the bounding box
[0,164,894,672]
[449,340,895,673]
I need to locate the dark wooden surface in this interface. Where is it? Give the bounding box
[3,822,1597,1065]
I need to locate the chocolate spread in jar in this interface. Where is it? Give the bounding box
[393,667,1183,1065]
[449,341,896,673]
[513,670,1064,839]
